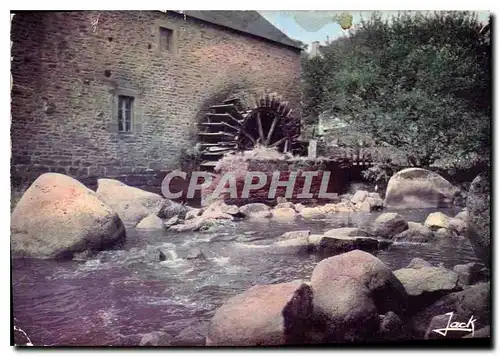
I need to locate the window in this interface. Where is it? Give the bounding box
[159,27,173,52]
[118,95,134,132]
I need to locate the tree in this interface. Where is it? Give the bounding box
[301,11,491,174]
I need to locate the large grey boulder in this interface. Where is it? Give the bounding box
[394,266,460,297]
[466,173,491,267]
[394,222,434,243]
[11,173,125,259]
[314,235,381,256]
[384,168,459,209]
[310,250,408,342]
[96,179,165,226]
[207,281,313,346]
[136,214,164,229]
[371,213,408,238]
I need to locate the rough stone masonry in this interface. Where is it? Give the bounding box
[11,11,301,190]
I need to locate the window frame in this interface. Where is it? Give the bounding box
[117,95,134,133]
[154,19,178,57]
[159,26,174,52]
[111,87,142,135]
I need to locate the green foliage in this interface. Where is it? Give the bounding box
[301,11,491,174]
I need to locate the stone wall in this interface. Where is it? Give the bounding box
[10,11,301,189]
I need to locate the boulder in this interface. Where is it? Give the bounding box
[271,207,297,220]
[466,173,491,267]
[168,218,204,232]
[275,202,295,210]
[278,230,310,242]
[453,262,488,286]
[384,168,459,209]
[315,236,380,256]
[351,190,369,204]
[411,282,490,337]
[157,200,187,220]
[323,227,370,238]
[378,311,407,341]
[393,266,460,297]
[185,247,206,260]
[201,201,234,220]
[406,258,433,269]
[310,250,409,342]
[321,201,355,213]
[239,203,271,219]
[434,228,458,239]
[207,281,313,346]
[371,213,408,238]
[407,222,434,237]
[300,207,325,219]
[311,275,379,342]
[276,196,288,204]
[362,193,384,211]
[394,222,434,243]
[11,173,126,259]
[173,323,209,346]
[455,210,468,221]
[136,214,164,229]
[463,325,490,339]
[139,331,173,346]
[185,208,202,220]
[96,179,165,226]
[449,218,467,235]
[293,203,306,213]
[424,314,460,339]
[271,233,311,255]
[163,215,179,228]
[355,200,372,212]
[424,212,452,230]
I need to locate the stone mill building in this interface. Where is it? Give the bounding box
[10,10,303,190]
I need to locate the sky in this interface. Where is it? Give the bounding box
[258,10,491,50]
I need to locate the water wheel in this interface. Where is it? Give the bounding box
[197,92,302,171]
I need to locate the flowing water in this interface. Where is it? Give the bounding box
[12,208,481,346]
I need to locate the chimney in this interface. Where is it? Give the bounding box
[309,41,321,58]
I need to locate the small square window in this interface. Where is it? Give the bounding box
[118,95,134,133]
[159,27,173,52]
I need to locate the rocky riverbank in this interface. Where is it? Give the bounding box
[206,250,490,346]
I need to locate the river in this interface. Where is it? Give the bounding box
[11,208,481,346]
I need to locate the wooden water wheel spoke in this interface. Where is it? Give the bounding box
[268,137,287,148]
[265,114,280,146]
[240,128,257,144]
[256,111,265,143]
